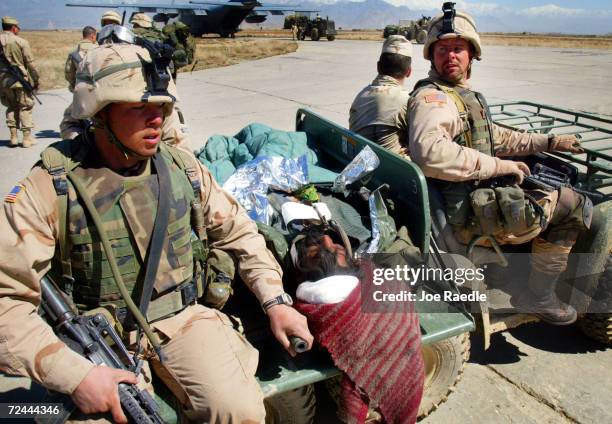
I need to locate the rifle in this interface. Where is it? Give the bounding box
[39,276,166,424]
[0,44,42,104]
[524,163,605,202]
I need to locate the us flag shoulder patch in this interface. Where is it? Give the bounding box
[5,184,25,203]
[424,93,447,104]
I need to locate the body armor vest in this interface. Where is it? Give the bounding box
[413,78,495,156]
[42,137,204,314]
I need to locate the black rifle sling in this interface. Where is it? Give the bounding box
[138,153,172,319]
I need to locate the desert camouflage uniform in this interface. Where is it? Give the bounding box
[65,39,97,92]
[409,69,589,273]
[349,75,410,156]
[0,29,39,132]
[0,139,283,422]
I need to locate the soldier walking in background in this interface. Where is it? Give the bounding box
[408,4,589,325]
[162,20,196,80]
[291,23,298,40]
[349,35,412,156]
[64,26,97,92]
[0,16,39,148]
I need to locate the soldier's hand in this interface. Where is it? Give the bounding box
[71,365,138,423]
[549,134,584,154]
[494,159,531,184]
[267,304,314,357]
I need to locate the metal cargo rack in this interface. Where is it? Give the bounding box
[490,101,612,195]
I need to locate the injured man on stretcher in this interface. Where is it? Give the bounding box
[199,136,425,424]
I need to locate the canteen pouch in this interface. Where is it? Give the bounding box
[495,186,527,233]
[470,188,500,235]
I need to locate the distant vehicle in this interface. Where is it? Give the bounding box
[66,0,320,38]
[284,14,336,41]
[383,16,431,44]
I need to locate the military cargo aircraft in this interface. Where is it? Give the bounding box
[66,1,319,38]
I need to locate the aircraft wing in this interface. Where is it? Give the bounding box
[66,1,210,13]
[190,1,319,12]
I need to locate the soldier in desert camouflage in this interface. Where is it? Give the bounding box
[0,16,39,148]
[408,4,591,325]
[349,35,413,156]
[0,43,312,423]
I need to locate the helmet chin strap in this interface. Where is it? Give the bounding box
[96,114,155,161]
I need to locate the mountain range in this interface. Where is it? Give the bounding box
[0,0,610,35]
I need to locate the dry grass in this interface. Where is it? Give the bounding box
[240,28,612,48]
[21,30,297,91]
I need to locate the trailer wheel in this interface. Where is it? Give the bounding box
[416,29,428,44]
[311,28,320,41]
[326,35,335,41]
[418,333,470,418]
[577,254,612,346]
[264,385,316,424]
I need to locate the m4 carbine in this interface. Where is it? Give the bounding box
[39,276,165,424]
[0,44,42,104]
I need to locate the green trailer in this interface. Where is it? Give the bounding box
[0,109,476,422]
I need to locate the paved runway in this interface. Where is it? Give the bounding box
[1,39,611,423]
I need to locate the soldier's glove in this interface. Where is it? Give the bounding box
[494,159,531,185]
[548,134,584,154]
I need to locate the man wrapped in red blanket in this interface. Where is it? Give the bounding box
[290,226,425,424]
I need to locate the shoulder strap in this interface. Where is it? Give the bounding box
[417,79,473,149]
[40,138,89,289]
[69,50,83,65]
[163,145,207,241]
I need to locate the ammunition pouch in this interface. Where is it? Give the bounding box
[470,188,501,235]
[203,249,236,310]
[436,180,473,227]
[172,49,189,68]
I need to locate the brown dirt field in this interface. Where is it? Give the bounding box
[21,31,297,91]
[240,28,612,49]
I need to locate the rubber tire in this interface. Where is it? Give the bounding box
[418,333,470,418]
[311,28,320,41]
[416,29,428,44]
[405,29,414,41]
[577,254,612,346]
[326,35,335,41]
[264,385,316,424]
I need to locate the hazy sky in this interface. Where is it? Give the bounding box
[1,0,611,34]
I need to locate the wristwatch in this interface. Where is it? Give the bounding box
[262,293,293,312]
[547,133,556,151]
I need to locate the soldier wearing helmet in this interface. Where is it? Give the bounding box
[0,43,312,422]
[349,35,413,156]
[163,20,196,79]
[131,13,166,43]
[0,16,40,147]
[407,3,590,325]
[100,10,121,27]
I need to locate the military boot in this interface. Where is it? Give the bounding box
[9,127,19,147]
[518,269,577,325]
[21,129,35,148]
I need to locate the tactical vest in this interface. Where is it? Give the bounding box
[412,78,495,157]
[41,136,209,321]
[132,27,167,43]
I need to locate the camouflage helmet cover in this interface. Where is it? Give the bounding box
[72,44,178,119]
[2,16,19,27]
[101,10,121,25]
[423,10,482,61]
[131,13,153,28]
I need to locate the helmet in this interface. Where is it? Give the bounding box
[72,43,177,120]
[131,13,153,29]
[381,35,412,58]
[2,16,19,27]
[423,6,481,61]
[100,10,121,26]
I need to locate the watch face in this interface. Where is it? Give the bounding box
[281,293,293,305]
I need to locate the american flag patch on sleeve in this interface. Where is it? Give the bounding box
[424,93,447,104]
[5,184,25,203]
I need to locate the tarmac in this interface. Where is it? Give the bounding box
[1,39,611,423]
